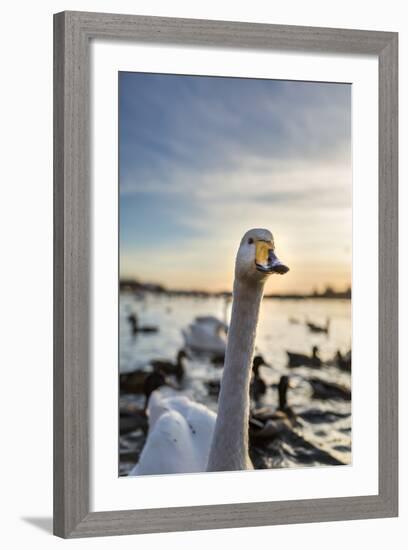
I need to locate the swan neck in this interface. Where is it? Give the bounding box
[207,278,264,472]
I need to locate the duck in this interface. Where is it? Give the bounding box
[119,371,169,435]
[120,368,152,394]
[251,355,272,400]
[210,353,225,367]
[334,349,352,371]
[149,349,188,384]
[206,354,271,398]
[249,377,346,466]
[298,408,350,424]
[127,313,158,334]
[287,345,321,368]
[129,228,289,475]
[251,420,345,466]
[249,375,297,441]
[120,350,188,394]
[308,376,351,401]
[306,318,330,334]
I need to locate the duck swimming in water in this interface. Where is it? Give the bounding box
[120,368,152,394]
[306,318,330,335]
[249,375,297,441]
[287,345,321,368]
[127,313,159,335]
[249,377,346,466]
[308,376,351,401]
[150,349,188,384]
[206,354,271,399]
[334,349,352,372]
[251,355,272,400]
[120,371,169,435]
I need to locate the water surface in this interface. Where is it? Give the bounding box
[119,292,351,476]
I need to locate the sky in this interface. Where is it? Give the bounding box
[119,72,351,294]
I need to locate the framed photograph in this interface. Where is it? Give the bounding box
[54,11,398,538]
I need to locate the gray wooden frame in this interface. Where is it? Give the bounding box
[54,10,398,538]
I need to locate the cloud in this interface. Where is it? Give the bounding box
[119,72,351,292]
[119,73,350,187]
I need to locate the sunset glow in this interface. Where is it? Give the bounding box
[119,73,351,294]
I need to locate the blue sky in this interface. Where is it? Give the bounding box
[119,72,351,293]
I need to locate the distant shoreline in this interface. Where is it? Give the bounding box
[119,279,351,301]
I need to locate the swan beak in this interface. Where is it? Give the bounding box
[255,241,289,275]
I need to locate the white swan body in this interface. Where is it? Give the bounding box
[130,391,216,475]
[182,315,227,355]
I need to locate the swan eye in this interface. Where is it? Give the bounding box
[248,238,254,245]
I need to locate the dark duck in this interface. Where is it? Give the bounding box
[206,355,271,398]
[119,371,168,435]
[250,355,272,400]
[127,313,158,335]
[287,345,321,368]
[249,375,297,441]
[334,349,351,372]
[308,376,351,401]
[149,349,188,384]
[306,318,330,335]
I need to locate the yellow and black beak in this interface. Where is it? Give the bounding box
[255,241,289,275]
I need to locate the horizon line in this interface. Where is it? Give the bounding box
[119,277,351,298]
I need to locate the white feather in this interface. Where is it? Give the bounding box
[130,391,216,476]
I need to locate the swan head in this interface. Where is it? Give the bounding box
[235,228,289,283]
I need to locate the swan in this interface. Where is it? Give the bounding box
[207,229,288,472]
[182,315,227,356]
[129,392,217,475]
[130,228,289,475]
